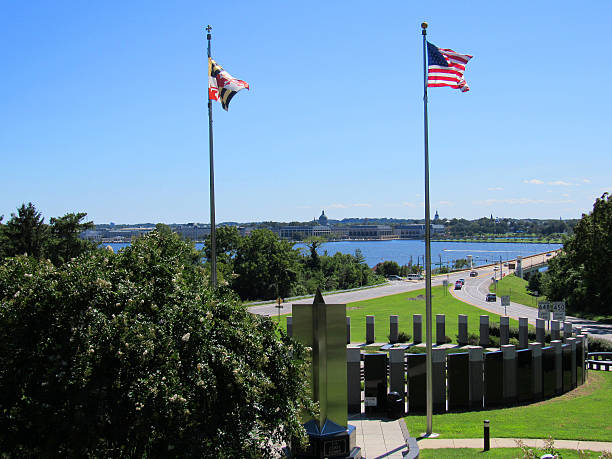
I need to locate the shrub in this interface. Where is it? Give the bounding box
[0,230,314,457]
[397,331,411,343]
[465,332,480,345]
[588,337,612,353]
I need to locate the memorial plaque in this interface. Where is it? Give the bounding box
[364,353,387,415]
[542,346,556,398]
[484,351,503,408]
[407,353,426,413]
[562,344,572,393]
[447,352,469,411]
[517,349,533,403]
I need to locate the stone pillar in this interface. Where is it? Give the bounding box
[502,344,517,405]
[458,314,468,345]
[389,315,399,344]
[519,317,529,349]
[366,315,375,344]
[576,334,586,385]
[413,314,422,344]
[529,342,543,400]
[346,316,351,344]
[347,347,361,414]
[480,315,490,348]
[500,316,510,346]
[552,340,563,395]
[574,326,582,336]
[469,347,484,410]
[567,337,577,389]
[563,322,573,343]
[436,314,446,345]
[389,348,405,414]
[287,316,292,337]
[551,320,561,341]
[432,348,446,413]
[536,318,545,344]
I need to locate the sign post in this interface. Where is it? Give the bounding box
[501,295,510,316]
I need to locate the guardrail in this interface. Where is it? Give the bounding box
[587,352,612,371]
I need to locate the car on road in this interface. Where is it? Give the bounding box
[470,271,478,277]
[454,281,462,290]
[387,275,402,281]
[486,293,497,302]
[458,278,465,285]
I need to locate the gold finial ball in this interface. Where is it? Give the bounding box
[421,22,428,29]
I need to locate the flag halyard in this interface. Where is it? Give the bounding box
[208,58,249,110]
[427,42,472,92]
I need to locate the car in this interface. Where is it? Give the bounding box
[486,293,497,302]
[546,253,552,257]
[458,278,465,285]
[454,281,462,290]
[387,275,402,281]
[470,271,478,277]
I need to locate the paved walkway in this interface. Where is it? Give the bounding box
[348,414,408,458]
[417,437,612,453]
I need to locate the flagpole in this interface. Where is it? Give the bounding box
[421,21,435,437]
[206,25,218,289]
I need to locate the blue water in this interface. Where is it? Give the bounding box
[104,240,561,268]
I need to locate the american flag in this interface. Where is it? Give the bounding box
[427,42,472,92]
[208,58,249,111]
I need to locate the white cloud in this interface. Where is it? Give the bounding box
[352,203,372,208]
[328,203,348,209]
[562,193,570,198]
[296,205,311,209]
[487,187,504,191]
[401,202,418,208]
[474,198,575,206]
[583,179,591,183]
[438,201,454,206]
[523,179,545,185]
[548,180,572,186]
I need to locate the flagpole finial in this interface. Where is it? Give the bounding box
[206,24,212,40]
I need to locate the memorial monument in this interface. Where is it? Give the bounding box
[290,290,361,458]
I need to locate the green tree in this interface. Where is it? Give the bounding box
[527,272,542,294]
[47,212,96,265]
[203,226,242,284]
[304,236,325,270]
[232,229,299,300]
[0,228,314,457]
[1,202,48,259]
[375,260,400,277]
[542,193,612,314]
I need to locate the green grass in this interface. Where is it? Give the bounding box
[418,448,610,458]
[405,371,612,442]
[344,285,519,343]
[489,274,545,308]
[272,285,521,344]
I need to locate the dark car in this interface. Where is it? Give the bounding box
[454,281,462,290]
[470,271,478,277]
[486,293,497,302]
[458,278,465,285]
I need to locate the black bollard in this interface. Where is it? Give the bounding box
[484,419,490,451]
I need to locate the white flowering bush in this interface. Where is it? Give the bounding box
[0,230,314,457]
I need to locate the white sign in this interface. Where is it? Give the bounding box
[538,301,551,320]
[501,296,510,307]
[552,301,566,321]
[364,397,377,407]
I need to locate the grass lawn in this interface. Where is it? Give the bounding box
[418,448,610,458]
[489,274,545,308]
[273,285,521,344]
[405,371,612,442]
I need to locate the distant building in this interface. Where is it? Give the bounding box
[318,210,328,226]
[393,224,445,239]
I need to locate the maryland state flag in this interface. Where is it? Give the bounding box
[208,58,249,111]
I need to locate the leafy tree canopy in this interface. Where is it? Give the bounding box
[543,193,612,314]
[0,229,313,457]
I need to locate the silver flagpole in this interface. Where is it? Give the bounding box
[206,25,218,289]
[421,21,435,436]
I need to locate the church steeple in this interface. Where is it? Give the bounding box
[434,210,439,222]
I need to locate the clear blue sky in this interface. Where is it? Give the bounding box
[1,1,610,224]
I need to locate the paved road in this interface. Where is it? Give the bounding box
[452,267,612,342]
[248,250,612,342]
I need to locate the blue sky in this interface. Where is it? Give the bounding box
[1,1,610,224]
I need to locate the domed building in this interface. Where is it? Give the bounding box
[318,210,328,226]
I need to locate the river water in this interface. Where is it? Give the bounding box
[105,239,562,268]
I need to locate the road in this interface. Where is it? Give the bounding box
[248,250,612,343]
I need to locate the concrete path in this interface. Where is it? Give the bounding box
[417,437,612,453]
[349,414,408,458]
